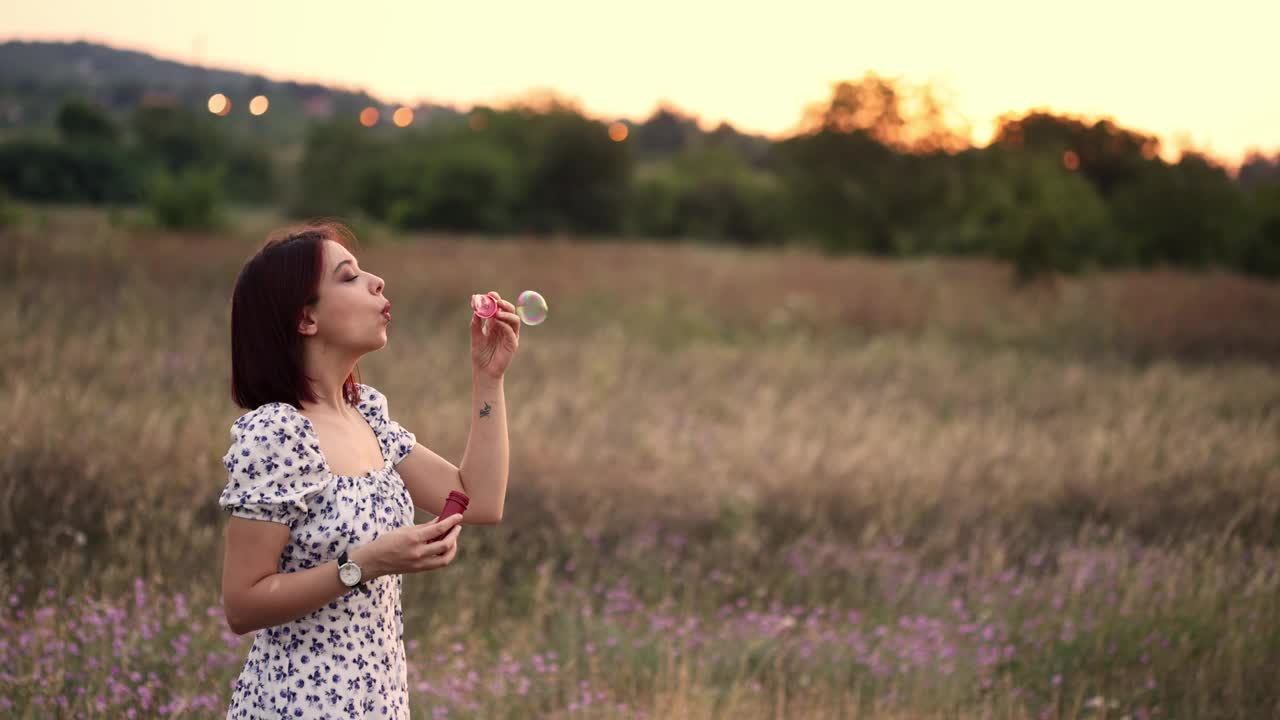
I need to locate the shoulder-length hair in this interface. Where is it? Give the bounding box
[229,220,365,410]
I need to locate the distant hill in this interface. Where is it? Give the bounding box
[0,39,776,165]
[0,40,466,140]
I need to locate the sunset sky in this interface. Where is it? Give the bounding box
[5,0,1277,167]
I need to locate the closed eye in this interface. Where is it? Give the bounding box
[345,275,360,282]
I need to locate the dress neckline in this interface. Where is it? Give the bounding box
[293,404,392,480]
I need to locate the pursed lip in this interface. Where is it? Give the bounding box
[381,300,392,321]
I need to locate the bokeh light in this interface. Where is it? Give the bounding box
[359,107,380,127]
[392,107,413,127]
[249,95,269,116]
[469,112,488,131]
[207,93,229,116]
[608,122,629,142]
[1062,150,1080,171]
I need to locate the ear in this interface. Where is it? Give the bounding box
[297,305,319,336]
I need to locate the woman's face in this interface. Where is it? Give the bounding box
[298,240,390,353]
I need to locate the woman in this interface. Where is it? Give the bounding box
[218,221,517,718]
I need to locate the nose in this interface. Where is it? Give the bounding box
[372,276,384,295]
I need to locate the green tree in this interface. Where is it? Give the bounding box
[978,151,1118,281]
[130,105,224,174]
[0,188,20,227]
[1108,152,1248,268]
[1233,183,1280,278]
[56,99,118,144]
[1239,151,1280,191]
[522,111,631,234]
[633,104,702,158]
[0,139,139,203]
[994,111,1159,198]
[223,142,277,205]
[147,167,224,230]
[291,120,381,218]
[630,145,785,245]
[775,128,905,254]
[385,138,519,232]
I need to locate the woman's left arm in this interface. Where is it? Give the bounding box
[397,292,517,523]
[454,371,508,522]
[394,379,504,517]
[396,377,507,523]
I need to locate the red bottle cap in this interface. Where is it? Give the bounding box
[443,490,470,514]
[471,294,498,318]
[430,490,470,543]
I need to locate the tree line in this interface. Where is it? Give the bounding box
[1,73,1277,279]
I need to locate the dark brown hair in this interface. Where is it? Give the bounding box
[229,220,365,410]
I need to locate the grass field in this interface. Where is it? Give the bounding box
[2,207,1279,718]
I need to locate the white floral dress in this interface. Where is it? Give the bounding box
[219,383,419,719]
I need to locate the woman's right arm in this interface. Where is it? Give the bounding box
[221,514,463,635]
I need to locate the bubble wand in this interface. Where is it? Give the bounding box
[472,291,549,326]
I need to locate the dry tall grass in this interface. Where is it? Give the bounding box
[2,209,1278,718]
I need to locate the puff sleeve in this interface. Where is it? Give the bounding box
[356,384,418,466]
[218,402,329,526]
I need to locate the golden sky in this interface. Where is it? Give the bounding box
[5,0,1276,166]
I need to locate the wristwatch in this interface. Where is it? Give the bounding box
[337,550,365,592]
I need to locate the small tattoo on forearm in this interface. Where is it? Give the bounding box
[479,401,492,418]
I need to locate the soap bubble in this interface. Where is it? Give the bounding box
[516,291,549,325]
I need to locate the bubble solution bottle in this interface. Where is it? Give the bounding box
[430,490,470,543]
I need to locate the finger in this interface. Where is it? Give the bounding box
[424,538,449,559]
[484,292,514,329]
[424,525,461,555]
[496,310,521,331]
[437,514,464,537]
[440,539,459,562]
[426,545,455,570]
[431,539,455,561]
[496,318,519,342]
[420,513,462,541]
[500,322,519,346]
[430,512,463,530]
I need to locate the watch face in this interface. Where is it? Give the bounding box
[339,563,361,587]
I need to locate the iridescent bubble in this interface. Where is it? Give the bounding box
[516,290,548,325]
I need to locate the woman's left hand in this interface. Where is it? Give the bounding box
[470,291,520,380]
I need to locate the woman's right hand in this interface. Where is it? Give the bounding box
[354,514,463,579]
